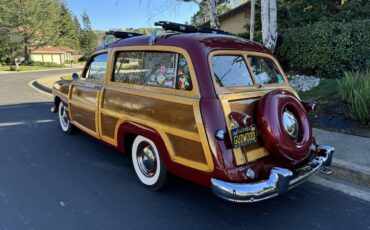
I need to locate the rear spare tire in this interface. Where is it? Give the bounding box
[256,90,312,163]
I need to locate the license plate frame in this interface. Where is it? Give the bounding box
[231,125,257,148]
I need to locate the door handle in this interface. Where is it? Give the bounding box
[94,85,103,90]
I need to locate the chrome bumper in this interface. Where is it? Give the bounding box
[211,145,334,203]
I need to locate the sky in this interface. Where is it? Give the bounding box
[66,0,200,30]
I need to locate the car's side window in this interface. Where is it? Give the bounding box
[113,51,146,84]
[84,53,109,81]
[112,51,192,91]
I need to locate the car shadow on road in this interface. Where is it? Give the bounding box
[0,102,368,230]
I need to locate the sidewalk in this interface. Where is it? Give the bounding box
[313,128,370,187]
[32,75,370,187]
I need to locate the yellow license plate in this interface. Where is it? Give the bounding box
[231,125,257,148]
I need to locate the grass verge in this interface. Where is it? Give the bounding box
[0,65,64,71]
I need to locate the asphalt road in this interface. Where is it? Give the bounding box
[0,70,369,230]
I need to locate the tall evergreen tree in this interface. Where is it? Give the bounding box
[73,15,82,50]
[58,1,79,49]
[80,10,97,58]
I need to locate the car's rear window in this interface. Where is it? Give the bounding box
[247,56,285,84]
[211,55,254,87]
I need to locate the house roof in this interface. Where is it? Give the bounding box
[201,1,251,27]
[29,46,76,54]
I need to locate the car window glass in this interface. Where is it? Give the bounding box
[247,56,285,84]
[112,51,192,91]
[113,51,146,84]
[176,55,192,90]
[85,53,108,81]
[143,52,177,89]
[211,55,253,87]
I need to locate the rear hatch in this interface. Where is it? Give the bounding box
[210,51,297,166]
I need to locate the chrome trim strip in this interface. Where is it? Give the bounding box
[211,145,334,203]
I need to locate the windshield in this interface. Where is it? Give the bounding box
[211,55,254,87]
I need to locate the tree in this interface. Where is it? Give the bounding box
[73,15,82,50]
[0,0,60,60]
[250,0,256,41]
[208,0,220,28]
[261,0,277,51]
[57,1,79,50]
[80,10,97,58]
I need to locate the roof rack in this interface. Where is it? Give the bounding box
[154,21,230,35]
[95,31,144,51]
[106,31,143,39]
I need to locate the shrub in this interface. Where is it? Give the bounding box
[21,61,63,67]
[337,71,370,125]
[276,19,370,78]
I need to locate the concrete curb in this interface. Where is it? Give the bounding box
[32,80,52,94]
[331,159,370,188]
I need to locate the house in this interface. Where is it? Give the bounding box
[202,1,251,34]
[28,46,79,65]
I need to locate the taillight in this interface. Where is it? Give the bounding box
[229,111,253,127]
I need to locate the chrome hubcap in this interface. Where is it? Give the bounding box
[282,110,299,139]
[137,143,157,177]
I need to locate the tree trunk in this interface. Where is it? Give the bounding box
[208,0,220,29]
[269,0,277,52]
[261,0,278,52]
[261,0,269,47]
[24,38,29,61]
[250,0,256,41]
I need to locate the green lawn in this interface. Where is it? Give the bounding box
[60,74,73,81]
[0,65,64,71]
[298,79,339,101]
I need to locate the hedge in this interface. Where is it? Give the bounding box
[276,19,370,78]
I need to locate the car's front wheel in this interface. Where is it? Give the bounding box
[58,102,74,134]
[131,135,168,190]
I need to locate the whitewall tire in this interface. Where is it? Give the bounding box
[58,102,74,134]
[131,135,168,190]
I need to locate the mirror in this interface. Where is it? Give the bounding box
[72,72,79,81]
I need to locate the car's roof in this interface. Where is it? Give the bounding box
[106,33,271,54]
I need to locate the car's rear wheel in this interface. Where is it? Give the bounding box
[58,102,74,134]
[131,135,168,190]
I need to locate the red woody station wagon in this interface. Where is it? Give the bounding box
[51,21,334,202]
